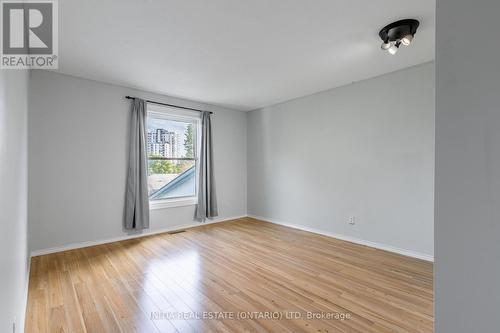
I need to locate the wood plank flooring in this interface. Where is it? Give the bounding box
[25,217,433,332]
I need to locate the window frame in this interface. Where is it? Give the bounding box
[146,103,201,210]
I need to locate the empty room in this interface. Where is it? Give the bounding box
[2,0,500,332]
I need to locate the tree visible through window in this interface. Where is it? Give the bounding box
[146,110,198,201]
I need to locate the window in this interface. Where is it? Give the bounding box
[147,104,200,208]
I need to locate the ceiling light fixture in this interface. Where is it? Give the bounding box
[379,19,419,55]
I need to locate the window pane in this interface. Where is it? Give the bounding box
[148,160,196,200]
[147,113,197,200]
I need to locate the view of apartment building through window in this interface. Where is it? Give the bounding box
[147,128,181,159]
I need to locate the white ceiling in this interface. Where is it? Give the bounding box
[55,0,435,111]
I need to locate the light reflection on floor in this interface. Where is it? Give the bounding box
[137,249,204,331]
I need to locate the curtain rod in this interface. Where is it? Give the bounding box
[125,96,213,114]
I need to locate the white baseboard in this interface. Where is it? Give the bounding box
[30,215,247,257]
[247,214,434,262]
[30,214,434,262]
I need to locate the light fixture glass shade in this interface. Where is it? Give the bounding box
[401,34,414,46]
[380,41,391,50]
[387,44,399,55]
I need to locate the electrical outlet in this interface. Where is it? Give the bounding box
[348,216,355,225]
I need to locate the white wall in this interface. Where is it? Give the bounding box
[28,70,247,253]
[247,62,435,258]
[0,70,29,333]
[435,0,500,331]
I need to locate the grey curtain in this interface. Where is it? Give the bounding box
[124,98,150,230]
[195,111,218,221]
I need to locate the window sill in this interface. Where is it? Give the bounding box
[149,197,197,210]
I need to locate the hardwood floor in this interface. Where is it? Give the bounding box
[25,217,433,333]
